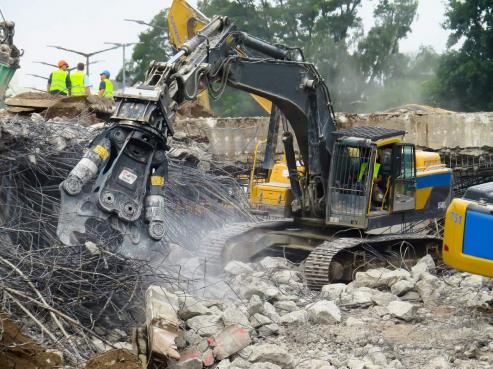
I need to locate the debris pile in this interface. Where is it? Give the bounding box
[5,91,115,122]
[0,112,253,367]
[148,253,493,369]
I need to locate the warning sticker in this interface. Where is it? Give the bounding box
[119,169,138,185]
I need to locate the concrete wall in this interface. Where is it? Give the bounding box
[336,112,493,149]
[175,112,493,161]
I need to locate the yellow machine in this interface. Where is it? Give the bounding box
[250,160,305,217]
[58,2,455,289]
[250,130,450,221]
[443,182,493,277]
[167,0,272,113]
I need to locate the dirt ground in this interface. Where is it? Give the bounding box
[0,315,63,369]
[84,349,142,369]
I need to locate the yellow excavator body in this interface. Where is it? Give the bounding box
[443,183,493,278]
[168,0,272,113]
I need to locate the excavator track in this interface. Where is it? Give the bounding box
[196,222,258,272]
[304,238,362,290]
[304,234,442,290]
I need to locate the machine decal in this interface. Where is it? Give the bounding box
[119,169,138,185]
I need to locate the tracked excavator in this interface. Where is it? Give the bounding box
[57,12,453,288]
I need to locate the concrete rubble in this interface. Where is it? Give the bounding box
[2,109,493,369]
[131,253,493,369]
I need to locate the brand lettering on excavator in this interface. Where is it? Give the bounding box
[118,169,138,185]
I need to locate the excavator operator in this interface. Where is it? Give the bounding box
[358,152,384,207]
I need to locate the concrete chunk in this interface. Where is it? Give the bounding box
[258,257,290,270]
[145,286,180,360]
[411,254,436,280]
[371,291,398,306]
[187,314,224,337]
[278,310,308,326]
[273,301,299,315]
[250,313,272,328]
[222,306,251,329]
[178,295,212,320]
[246,343,293,368]
[306,300,341,324]
[211,325,252,361]
[320,283,346,301]
[225,260,254,276]
[390,280,415,296]
[387,300,417,321]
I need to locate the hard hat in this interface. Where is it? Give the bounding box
[100,70,111,78]
[58,60,68,68]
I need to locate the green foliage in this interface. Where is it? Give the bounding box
[198,0,421,114]
[123,10,173,84]
[123,0,446,115]
[424,1,493,111]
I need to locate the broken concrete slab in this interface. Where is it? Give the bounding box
[250,313,272,328]
[258,257,291,270]
[411,254,436,280]
[224,260,254,276]
[353,268,411,289]
[187,314,224,337]
[371,291,398,307]
[211,325,252,361]
[387,301,417,321]
[178,295,212,320]
[145,286,181,360]
[222,306,251,329]
[273,300,299,315]
[244,343,293,369]
[390,280,415,296]
[306,300,341,324]
[320,283,346,302]
[278,310,308,326]
[257,323,280,337]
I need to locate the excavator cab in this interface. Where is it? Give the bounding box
[326,127,452,229]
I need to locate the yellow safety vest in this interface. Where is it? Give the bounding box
[358,161,381,182]
[70,71,86,96]
[49,69,69,94]
[101,78,113,97]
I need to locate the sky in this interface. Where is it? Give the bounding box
[1,0,449,93]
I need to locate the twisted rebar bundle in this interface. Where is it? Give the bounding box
[0,115,253,363]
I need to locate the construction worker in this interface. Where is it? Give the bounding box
[70,62,92,96]
[358,155,384,204]
[98,70,113,97]
[47,60,71,96]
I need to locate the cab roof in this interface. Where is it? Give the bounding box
[464,182,493,205]
[333,126,406,141]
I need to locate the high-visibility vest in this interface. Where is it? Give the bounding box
[102,78,113,97]
[358,161,381,182]
[49,69,69,94]
[70,71,86,96]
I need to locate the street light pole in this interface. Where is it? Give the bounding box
[34,59,102,72]
[124,18,167,31]
[104,42,137,93]
[47,45,120,76]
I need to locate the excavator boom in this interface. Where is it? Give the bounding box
[57,14,337,251]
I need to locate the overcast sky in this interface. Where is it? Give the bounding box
[2,0,449,93]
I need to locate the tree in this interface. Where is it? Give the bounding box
[424,1,493,111]
[123,0,422,114]
[123,10,173,84]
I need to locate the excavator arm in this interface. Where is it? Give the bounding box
[57,16,337,250]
